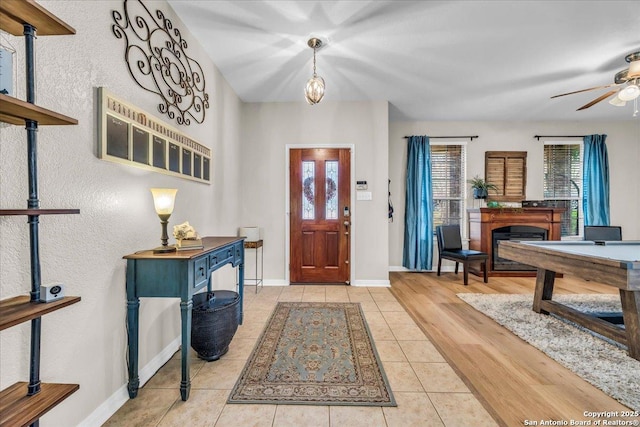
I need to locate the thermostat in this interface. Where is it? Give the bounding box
[40,283,65,303]
[356,180,368,190]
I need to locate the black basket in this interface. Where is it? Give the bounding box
[191,290,241,361]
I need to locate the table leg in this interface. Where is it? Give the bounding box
[238,261,244,325]
[620,289,640,360]
[533,268,556,314]
[179,298,192,401]
[126,297,139,398]
[125,261,140,399]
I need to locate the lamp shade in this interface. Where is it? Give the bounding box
[305,75,325,105]
[150,188,177,215]
[618,84,640,101]
[608,94,626,107]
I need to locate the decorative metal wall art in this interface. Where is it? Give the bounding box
[98,87,211,184]
[112,0,209,126]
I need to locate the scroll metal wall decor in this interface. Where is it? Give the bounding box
[111,0,209,126]
[98,87,211,184]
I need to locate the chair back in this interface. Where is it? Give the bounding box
[436,225,463,251]
[584,226,622,241]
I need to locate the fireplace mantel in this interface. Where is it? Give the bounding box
[467,207,564,277]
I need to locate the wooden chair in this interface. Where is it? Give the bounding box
[584,226,622,241]
[436,225,488,286]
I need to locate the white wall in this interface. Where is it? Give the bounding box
[240,101,390,285]
[0,1,242,425]
[388,120,640,268]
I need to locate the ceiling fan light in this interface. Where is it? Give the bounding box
[305,75,325,105]
[608,95,626,107]
[628,60,640,78]
[618,84,640,101]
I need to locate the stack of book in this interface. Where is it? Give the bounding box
[176,238,204,251]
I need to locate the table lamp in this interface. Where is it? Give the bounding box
[150,188,178,253]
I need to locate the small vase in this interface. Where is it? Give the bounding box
[473,188,488,199]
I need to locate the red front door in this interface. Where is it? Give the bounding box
[290,148,350,284]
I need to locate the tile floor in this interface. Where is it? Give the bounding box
[104,285,497,426]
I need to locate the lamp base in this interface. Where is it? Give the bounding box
[153,245,177,254]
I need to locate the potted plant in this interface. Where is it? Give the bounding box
[467,175,498,199]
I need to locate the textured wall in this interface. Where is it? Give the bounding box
[388,120,640,268]
[0,1,242,425]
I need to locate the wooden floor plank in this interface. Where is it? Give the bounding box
[390,272,630,427]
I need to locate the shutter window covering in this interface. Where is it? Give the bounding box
[485,151,527,201]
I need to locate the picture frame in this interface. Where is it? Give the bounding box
[97,87,211,184]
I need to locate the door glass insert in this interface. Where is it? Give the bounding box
[326,160,338,219]
[302,161,315,220]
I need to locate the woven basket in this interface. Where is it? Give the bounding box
[191,290,241,361]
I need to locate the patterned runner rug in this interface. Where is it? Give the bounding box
[228,302,396,406]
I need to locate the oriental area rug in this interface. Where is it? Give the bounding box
[457,293,640,411]
[228,302,396,406]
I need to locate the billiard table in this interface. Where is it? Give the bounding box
[498,240,640,360]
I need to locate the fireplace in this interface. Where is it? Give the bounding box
[467,207,564,277]
[492,226,547,271]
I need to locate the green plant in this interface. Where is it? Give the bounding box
[467,175,499,199]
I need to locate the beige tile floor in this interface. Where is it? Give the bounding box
[104,286,497,427]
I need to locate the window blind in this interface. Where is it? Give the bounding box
[543,144,582,236]
[431,144,465,228]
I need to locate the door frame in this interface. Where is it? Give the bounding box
[285,144,356,285]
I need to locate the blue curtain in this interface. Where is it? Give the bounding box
[582,134,610,225]
[403,136,433,270]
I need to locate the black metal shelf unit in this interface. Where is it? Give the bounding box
[0,1,80,426]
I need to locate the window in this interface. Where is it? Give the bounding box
[543,143,583,237]
[431,143,466,230]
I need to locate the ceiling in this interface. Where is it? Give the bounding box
[167,1,640,122]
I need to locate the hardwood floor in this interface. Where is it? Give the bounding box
[389,271,631,427]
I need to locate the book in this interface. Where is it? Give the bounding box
[176,238,203,250]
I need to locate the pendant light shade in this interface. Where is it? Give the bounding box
[617,83,640,101]
[304,38,325,105]
[305,75,325,105]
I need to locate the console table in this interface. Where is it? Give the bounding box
[123,236,244,401]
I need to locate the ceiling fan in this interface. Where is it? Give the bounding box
[551,51,640,117]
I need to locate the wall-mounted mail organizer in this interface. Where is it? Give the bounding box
[97,87,211,184]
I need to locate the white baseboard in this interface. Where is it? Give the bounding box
[389,265,458,273]
[244,279,392,287]
[78,336,181,427]
[351,280,391,287]
[243,279,289,286]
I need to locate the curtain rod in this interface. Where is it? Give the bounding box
[404,135,478,141]
[534,135,585,140]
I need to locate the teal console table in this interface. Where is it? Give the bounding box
[123,236,244,401]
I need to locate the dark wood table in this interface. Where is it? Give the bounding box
[498,240,640,360]
[123,236,244,401]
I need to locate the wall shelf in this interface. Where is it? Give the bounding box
[0,2,80,424]
[0,382,79,427]
[0,209,80,216]
[0,0,75,36]
[0,295,81,331]
[0,94,78,126]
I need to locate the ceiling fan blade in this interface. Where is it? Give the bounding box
[551,83,618,99]
[576,89,619,111]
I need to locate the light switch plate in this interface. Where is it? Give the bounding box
[357,191,372,201]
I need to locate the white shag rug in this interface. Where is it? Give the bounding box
[457,293,640,411]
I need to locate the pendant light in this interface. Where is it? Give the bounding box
[304,38,325,105]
